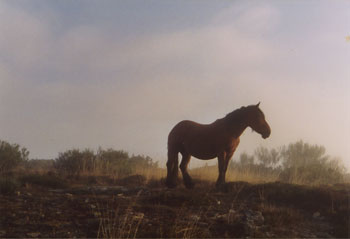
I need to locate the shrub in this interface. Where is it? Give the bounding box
[19,174,68,189]
[279,141,346,184]
[54,149,95,176]
[0,140,29,174]
[54,148,158,178]
[0,177,20,194]
[234,141,346,185]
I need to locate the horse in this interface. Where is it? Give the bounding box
[165,102,271,189]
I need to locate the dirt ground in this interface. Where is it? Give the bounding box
[0,177,349,238]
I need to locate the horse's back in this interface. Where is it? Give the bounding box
[168,120,219,152]
[167,120,197,146]
[168,120,194,140]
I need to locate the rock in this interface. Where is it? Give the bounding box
[197,222,209,227]
[133,212,144,219]
[200,227,212,238]
[244,210,264,226]
[244,221,256,234]
[93,212,101,217]
[189,214,200,221]
[27,232,40,238]
[241,210,265,236]
[313,211,320,218]
[214,213,227,222]
[117,175,146,186]
[316,232,332,238]
[227,209,238,224]
[229,209,235,214]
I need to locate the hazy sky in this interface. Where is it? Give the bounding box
[1,0,349,168]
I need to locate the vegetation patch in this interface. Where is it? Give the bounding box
[0,177,20,194]
[19,174,68,189]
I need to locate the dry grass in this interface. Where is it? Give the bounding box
[96,192,144,239]
[134,166,166,181]
[134,163,280,185]
[259,203,304,227]
[190,165,280,184]
[171,206,210,239]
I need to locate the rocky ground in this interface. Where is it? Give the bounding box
[0,176,349,238]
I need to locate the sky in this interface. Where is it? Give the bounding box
[0,0,349,168]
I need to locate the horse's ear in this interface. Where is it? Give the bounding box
[256,102,260,107]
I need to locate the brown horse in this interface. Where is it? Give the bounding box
[166,103,271,189]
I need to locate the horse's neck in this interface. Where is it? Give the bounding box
[224,115,248,138]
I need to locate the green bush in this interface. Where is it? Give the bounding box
[234,140,346,185]
[54,148,158,177]
[0,140,29,174]
[19,174,68,189]
[0,177,20,194]
[279,141,346,184]
[54,149,95,176]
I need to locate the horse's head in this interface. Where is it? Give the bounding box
[245,102,271,139]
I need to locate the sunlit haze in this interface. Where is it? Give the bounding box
[1,0,349,168]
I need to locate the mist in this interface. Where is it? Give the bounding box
[0,0,349,168]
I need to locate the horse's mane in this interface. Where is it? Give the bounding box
[224,106,246,123]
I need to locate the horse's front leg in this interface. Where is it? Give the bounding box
[216,151,233,187]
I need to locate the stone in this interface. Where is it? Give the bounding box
[27,232,40,238]
[189,214,200,221]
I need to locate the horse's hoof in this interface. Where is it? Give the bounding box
[184,182,195,189]
[165,180,177,189]
[215,182,227,191]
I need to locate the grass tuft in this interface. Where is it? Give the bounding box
[0,177,20,194]
[19,173,68,189]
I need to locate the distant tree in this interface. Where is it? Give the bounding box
[0,140,29,174]
[254,146,281,168]
[280,140,327,168]
[54,147,158,177]
[96,148,131,176]
[239,152,255,166]
[279,140,346,184]
[54,149,95,176]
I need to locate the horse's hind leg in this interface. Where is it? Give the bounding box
[180,152,194,189]
[166,149,179,188]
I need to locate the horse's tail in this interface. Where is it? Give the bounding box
[165,126,182,188]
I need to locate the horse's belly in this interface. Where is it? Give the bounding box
[184,141,218,159]
[191,151,217,160]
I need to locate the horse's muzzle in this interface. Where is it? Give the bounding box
[262,126,271,139]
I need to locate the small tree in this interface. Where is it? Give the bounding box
[96,148,131,176]
[254,147,281,168]
[0,140,29,174]
[54,149,95,176]
[239,152,255,167]
[279,140,346,184]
